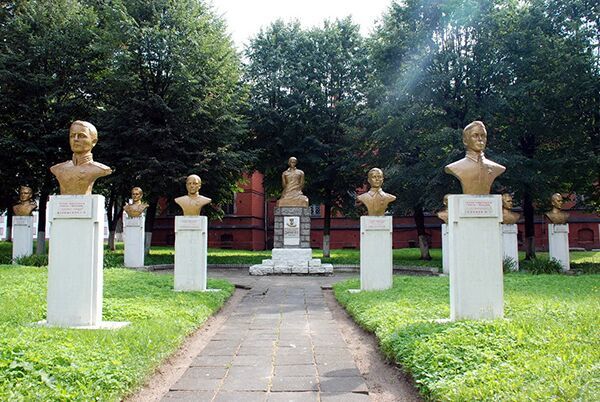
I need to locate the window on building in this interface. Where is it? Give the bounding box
[310,204,321,217]
[222,193,237,215]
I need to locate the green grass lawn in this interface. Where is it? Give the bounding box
[334,274,600,401]
[0,265,234,400]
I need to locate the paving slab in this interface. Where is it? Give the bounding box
[161,273,369,400]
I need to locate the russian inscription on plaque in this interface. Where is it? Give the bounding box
[283,216,300,246]
[53,197,93,219]
[362,216,391,231]
[176,217,205,231]
[459,197,498,218]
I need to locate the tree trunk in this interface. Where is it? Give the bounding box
[413,205,432,260]
[6,207,13,242]
[144,199,158,255]
[523,188,536,260]
[36,189,49,255]
[106,190,123,251]
[322,202,331,258]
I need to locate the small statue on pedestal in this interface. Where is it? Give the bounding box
[357,168,396,216]
[124,187,149,218]
[436,194,449,224]
[545,193,569,224]
[13,185,37,216]
[175,175,211,216]
[277,157,309,207]
[444,121,505,194]
[50,121,112,194]
[501,193,520,224]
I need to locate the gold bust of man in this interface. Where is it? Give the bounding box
[50,121,112,195]
[277,157,309,207]
[357,168,396,216]
[545,193,569,224]
[444,121,506,194]
[436,194,449,224]
[123,187,149,218]
[502,193,521,224]
[175,174,212,216]
[13,185,38,216]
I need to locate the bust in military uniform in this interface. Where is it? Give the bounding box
[502,193,521,224]
[545,193,569,224]
[124,187,149,218]
[357,168,396,216]
[50,121,112,195]
[175,174,212,216]
[12,185,38,216]
[444,121,505,195]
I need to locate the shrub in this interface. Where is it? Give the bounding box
[13,254,48,267]
[522,258,562,274]
[571,262,600,274]
[503,256,518,273]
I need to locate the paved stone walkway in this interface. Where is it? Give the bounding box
[162,275,370,401]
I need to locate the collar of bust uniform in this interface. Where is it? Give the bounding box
[72,153,93,166]
[465,149,485,163]
[368,188,385,196]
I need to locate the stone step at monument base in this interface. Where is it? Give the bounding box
[249,248,333,276]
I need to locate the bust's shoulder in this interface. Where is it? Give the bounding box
[199,195,212,204]
[89,161,112,174]
[483,158,506,172]
[444,158,468,173]
[50,160,71,173]
[174,195,188,204]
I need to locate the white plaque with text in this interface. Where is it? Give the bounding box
[13,216,32,226]
[176,216,204,231]
[53,198,93,219]
[283,216,300,246]
[459,197,499,218]
[363,216,392,231]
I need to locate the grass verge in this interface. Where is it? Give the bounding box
[0,265,233,400]
[334,274,600,401]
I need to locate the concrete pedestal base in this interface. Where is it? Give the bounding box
[358,216,393,291]
[274,207,311,248]
[12,216,34,260]
[36,320,129,330]
[249,248,333,275]
[441,223,449,274]
[548,224,570,271]
[502,224,519,271]
[47,195,127,329]
[448,195,504,321]
[124,214,145,268]
[174,216,213,291]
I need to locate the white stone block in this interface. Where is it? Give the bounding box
[12,216,34,260]
[174,216,208,291]
[309,264,333,274]
[360,216,393,291]
[548,224,570,271]
[309,259,322,267]
[441,223,449,274]
[123,214,145,268]
[448,195,503,321]
[272,248,312,264]
[291,264,309,274]
[502,224,519,271]
[47,195,104,327]
[249,264,274,275]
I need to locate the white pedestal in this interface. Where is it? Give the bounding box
[174,216,211,291]
[502,224,519,271]
[441,223,449,274]
[123,214,145,268]
[46,195,120,328]
[448,195,503,321]
[12,216,34,260]
[548,224,570,271]
[359,216,393,291]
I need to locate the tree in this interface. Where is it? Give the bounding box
[0,0,110,254]
[246,19,368,256]
[92,0,252,249]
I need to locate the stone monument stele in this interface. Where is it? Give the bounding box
[45,120,127,329]
[444,121,505,321]
[123,186,148,268]
[12,185,37,260]
[353,168,396,291]
[250,157,332,275]
[437,194,450,274]
[546,193,570,270]
[501,193,520,271]
[173,175,216,291]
